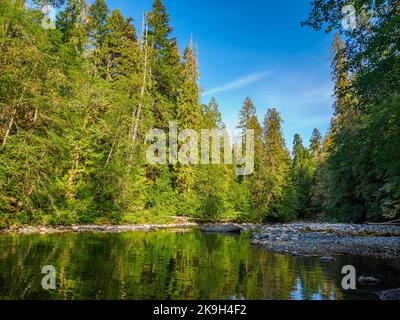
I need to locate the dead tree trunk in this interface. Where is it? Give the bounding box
[2,112,15,146]
[128,13,150,165]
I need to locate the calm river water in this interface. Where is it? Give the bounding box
[0,229,399,300]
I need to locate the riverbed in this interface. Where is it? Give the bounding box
[0,227,399,300]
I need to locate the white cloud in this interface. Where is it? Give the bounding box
[203,70,274,96]
[298,84,333,105]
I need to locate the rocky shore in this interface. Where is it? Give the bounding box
[242,223,400,259]
[2,222,400,259]
[0,223,199,235]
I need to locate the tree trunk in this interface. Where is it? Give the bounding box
[128,13,150,165]
[2,114,14,146]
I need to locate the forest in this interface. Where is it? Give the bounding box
[0,0,399,227]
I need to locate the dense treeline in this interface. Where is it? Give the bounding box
[304,0,400,222]
[0,0,398,227]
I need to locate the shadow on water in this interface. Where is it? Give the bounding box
[0,229,399,300]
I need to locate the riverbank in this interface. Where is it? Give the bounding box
[2,222,400,259]
[244,223,400,259]
[0,223,199,235]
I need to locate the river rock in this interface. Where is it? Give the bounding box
[254,233,270,240]
[358,275,381,285]
[320,256,335,261]
[201,224,242,234]
[376,288,400,300]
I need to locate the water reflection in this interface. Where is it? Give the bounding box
[0,230,399,300]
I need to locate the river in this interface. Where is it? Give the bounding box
[0,229,399,300]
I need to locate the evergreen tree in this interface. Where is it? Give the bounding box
[175,42,203,215]
[88,0,108,47]
[57,0,89,51]
[3,0,399,227]
[291,134,314,217]
[310,128,322,159]
[237,97,262,175]
[304,1,400,222]
[259,108,295,221]
[147,0,181,128]
[309,133,333,219]
[237,97,263,220]
[177,43,202,131]
[196,98,241,221]
[203,97,224,130]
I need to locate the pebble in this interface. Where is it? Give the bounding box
[244,223,400,258]
[320,256,335,261]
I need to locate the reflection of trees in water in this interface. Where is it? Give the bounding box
[0,231,390,300]
[291,258,343,300]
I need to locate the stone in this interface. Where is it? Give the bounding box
[320,256,335,261]
[254,233,269,240]
[201,224,242,234]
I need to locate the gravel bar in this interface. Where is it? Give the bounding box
[241,223,400,258]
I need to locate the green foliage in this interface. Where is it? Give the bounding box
[291,134,315,217]
[303,0,400,222]
[1,0,397,226]
[259,109,296,222]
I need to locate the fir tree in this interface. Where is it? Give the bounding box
[291,133,314,217]
[310,128,322,158]
[259,108,295,221]
[147,0,181,127]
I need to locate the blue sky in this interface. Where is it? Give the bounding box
[60,0,335,148]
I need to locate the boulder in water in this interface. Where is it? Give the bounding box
[201,224,242,234]
[320,256,335,261]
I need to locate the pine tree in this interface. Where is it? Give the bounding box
[98,9,139,81]
[87,0,109,73]
[88,0,108,47]
[147,0,181,128]
[236,98,263,220]
[309,132,333,218]
[175,42,203,214]
[259,108,295,221]
[197,98,240,221]
[177,43,202,130]
[291,133,314,217]
[203,97,224,130]
[304,1,400,222]
[331,34,358,134]
[57,0,89,51]
[310,128,322,159]
[237,97,262,172]
[325,34,368,222]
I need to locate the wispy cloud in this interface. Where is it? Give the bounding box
[298,84,333,105]
[203,70,274,96]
